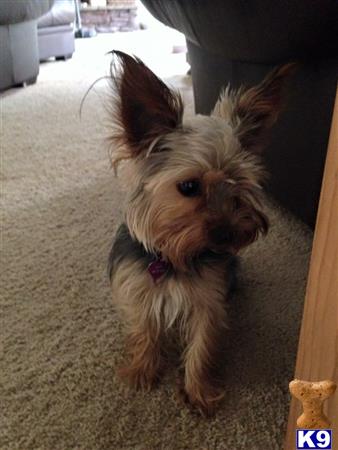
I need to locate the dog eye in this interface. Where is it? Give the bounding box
[177,179,201,197]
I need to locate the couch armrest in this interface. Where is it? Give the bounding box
[38,0,75,29]
[0,0,54,26]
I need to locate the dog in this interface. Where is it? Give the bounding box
[107,50,293,415]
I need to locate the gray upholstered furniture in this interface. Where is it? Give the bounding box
[0,0,53,91]
[141,0,338,228]
[38,0,76,61]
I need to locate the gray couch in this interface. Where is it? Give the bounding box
[38,0,76,61]
[141,0,338,228]
[0,0,53,91]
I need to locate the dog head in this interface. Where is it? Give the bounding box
[109,51,293,270]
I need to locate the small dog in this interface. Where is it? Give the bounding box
[108,50,292,415]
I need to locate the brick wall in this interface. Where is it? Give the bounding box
[81,1,138,32]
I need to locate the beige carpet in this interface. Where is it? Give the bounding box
[1,32,313,450]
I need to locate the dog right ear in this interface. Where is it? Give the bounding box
[109,50,183,163]
[213,63,296,153]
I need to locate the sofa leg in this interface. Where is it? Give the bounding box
[22,77,37,87]
[56,54,73,61]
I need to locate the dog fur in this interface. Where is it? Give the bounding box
[107,51,293,415]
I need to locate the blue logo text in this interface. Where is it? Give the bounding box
[296,429,332,449]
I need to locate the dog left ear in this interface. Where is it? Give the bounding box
[110,50,183,159]
[213,63,296,152]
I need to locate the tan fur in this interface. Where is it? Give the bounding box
[108,51,293,415]
[181,265,229,416]
[112,253,230,411]
[213,64,296,153]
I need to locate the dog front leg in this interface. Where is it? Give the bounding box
[182,299,227,416]
[118,318,162,391]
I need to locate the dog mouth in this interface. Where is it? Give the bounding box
[208,228,238,254]
[207,221,260,254]
[208,226,233,246]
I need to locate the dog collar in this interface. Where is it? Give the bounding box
[147,254,169,283]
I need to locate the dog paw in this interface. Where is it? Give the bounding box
[117,364,159,391]
[176,376,224,417]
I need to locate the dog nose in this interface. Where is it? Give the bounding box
[208,225,233,246]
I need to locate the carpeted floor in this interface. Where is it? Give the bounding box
[1,32,313,450]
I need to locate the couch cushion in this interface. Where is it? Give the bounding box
[38,0,75,28]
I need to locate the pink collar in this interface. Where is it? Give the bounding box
[147,255,169,283]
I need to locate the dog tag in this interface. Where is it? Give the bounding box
[148,258,169,283]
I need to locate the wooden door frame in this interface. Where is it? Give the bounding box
[284,87,338,449]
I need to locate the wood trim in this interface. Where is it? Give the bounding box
[284,87,338,449]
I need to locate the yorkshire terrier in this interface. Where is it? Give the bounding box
[108,50,293,415]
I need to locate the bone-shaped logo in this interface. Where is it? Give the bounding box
[289,379,337,429]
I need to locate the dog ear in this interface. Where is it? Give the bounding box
[213,64,296,152]
[110,50,183,158]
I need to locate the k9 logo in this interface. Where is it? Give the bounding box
[296,430,332,449]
